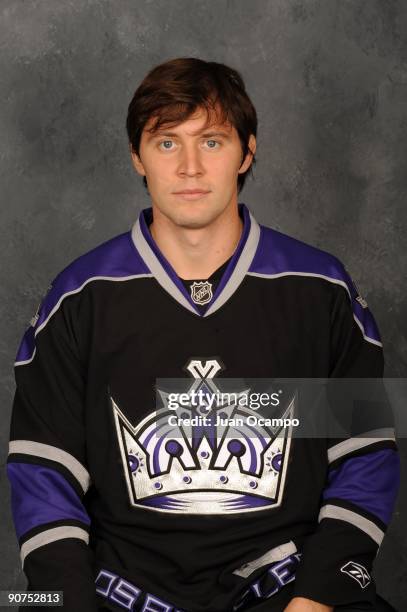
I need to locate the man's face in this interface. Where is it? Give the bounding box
[131,106,256,229]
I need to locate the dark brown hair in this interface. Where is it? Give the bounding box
[126,57,257,193]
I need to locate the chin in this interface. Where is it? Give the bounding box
[177,219,212,230]
[174,208,222,230]
[172,199,228,228]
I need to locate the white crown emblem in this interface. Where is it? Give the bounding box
[112,359,295,514]
[190,281,213,305]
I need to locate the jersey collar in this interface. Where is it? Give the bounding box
[131,203,261,317]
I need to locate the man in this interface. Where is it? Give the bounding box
[8,58,400,611]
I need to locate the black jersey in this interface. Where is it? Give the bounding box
[7,204,400,611]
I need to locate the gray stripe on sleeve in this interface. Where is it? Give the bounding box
[327,428,396,464]
[9,440,90,493]
[232,541,297,578]
[318,504,384,545]
[21,526,89,566]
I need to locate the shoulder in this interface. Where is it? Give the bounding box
[15,230,151,365]
[249,224,381,347]
[54,230,150,290]
[45,230,151,315]
[249,224,352,295]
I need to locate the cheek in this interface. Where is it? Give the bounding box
[212,155,241,182]
[207,151,240,176]
[144,157,172,185]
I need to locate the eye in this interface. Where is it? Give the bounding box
[205,139,220,149]
[158,140,175,150]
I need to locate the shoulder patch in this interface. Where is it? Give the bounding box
[30,284,53,327]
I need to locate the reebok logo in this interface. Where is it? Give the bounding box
[341,561,371,589]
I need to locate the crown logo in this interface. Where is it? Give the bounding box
[112,359,295,514]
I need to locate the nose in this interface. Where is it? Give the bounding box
[177,143,204,177]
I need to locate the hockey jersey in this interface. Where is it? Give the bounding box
[7,204,400,611]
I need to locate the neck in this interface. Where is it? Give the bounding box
[149,204,243,280]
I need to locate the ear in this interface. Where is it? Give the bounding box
[238,134,257,174]
[130,146,146,176]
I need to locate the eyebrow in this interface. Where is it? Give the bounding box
[148,129,232,140]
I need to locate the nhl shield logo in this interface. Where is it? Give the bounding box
[190,281,213,305]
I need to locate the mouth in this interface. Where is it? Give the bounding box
[172,190,211,201]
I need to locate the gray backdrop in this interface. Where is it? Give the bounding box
[1,0,406,610]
